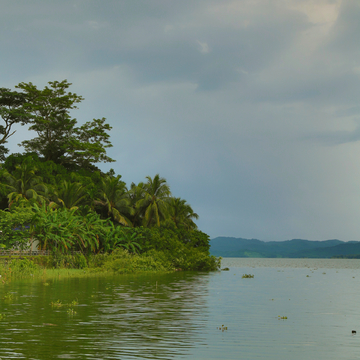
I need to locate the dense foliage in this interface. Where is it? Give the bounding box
[0,80,219,271]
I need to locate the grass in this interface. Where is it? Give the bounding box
[0,259,172,284]
[0,248,220,284]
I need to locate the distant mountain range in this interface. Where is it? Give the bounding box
[210,237,360,258]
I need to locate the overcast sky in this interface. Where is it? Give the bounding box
[1,0,360,241]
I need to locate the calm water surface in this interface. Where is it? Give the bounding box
[1,258,360,359]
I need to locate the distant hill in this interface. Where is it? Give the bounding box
[210,237,360,258]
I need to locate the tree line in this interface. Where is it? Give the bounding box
[0,80,218,270]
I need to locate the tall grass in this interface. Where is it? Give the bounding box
[0,247,220,283]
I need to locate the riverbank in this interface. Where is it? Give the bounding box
[0,248,221,282]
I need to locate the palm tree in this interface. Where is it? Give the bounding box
[168,197,199,230]
[4,163,48,208]
[136,174,171,227]
[55,180,89,210]
[127,181,146,227]
[94,175,132,226]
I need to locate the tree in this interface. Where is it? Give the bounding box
[16,80,114,169]
[0,88,30,161]
[55,180,90,211]
[136,174,172,227]
[94,175,132,226]
[67,117,114,168]
[168,197,199,230]
[127,181,146,227]
[4,163,48,209]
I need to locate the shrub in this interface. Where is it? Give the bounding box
[8,258,40,276]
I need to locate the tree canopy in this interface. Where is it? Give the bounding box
[0,80,217,271]
[14,80,114,169]
[0,88,30,161]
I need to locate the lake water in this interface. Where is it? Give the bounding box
[1,258,360,359]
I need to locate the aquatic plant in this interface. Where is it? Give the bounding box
[67,308,77,316]
[217,325,228,331]
[3,291,14,301]
[278,316,288,320]
[51,300,63,308]
[242,274,254,278]
[67,299,78,307]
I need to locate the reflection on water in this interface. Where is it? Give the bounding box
[0,272,211,359]
[1,259,360,359]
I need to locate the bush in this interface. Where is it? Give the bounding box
[8,258,40,276]
[36,253,88,269]
[102,248,172,274]
[0,208,33,249]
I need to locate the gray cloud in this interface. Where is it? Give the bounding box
[2,0,360,241]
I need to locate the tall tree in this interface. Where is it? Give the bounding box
[55,180,89,211]
[0,88,30,161]
[94,175,132,226]
[67,117,114,168]
[3,163,48,208]
[136,174,171,227]
[16,80,81,163]
[16,80,114,169]
[168,197,199,230]
[127,181,146,227]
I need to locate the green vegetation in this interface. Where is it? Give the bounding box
[217,325,228,331]
[0,245,220,281]
[242,274,254,278]
[0,80,219,273]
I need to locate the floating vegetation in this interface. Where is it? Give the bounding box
[217,325,228,331]
[43,282,50,286]
[3,292,14,301]
[278,316,288,320]
[242,274,254,278]
[67,308,77,316]
[221,267,230,271]
[67,299,78,307]
[51,299,78,308]
[0,313,5,320]
[51,300,63,308]
[322,272,326,275]
[306,275,310,277]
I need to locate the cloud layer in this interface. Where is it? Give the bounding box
[2,0,360,240]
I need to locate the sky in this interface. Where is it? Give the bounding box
[1,0,360,241]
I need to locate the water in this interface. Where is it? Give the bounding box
[1,258,360,359]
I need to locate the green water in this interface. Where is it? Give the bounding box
[1,259,360,359]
